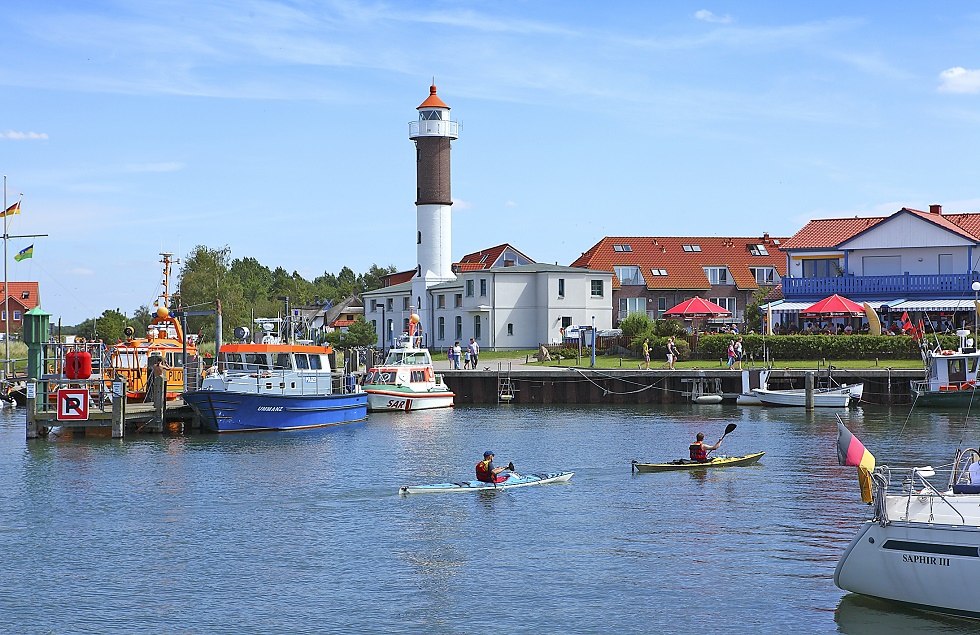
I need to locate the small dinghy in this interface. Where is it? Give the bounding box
[631,452,765,473]
[399,470,574,495]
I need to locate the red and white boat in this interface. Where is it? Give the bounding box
[362,331,454,412]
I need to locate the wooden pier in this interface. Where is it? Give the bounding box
[25,378,195,439]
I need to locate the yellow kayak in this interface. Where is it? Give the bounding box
[631,452,765,473]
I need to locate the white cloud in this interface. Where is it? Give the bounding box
[1,130,48,140]
[453,198,472,210]
[67,267,95,276]
[938,67,980,94]
[504,200,517,208]
[694,9,733,25]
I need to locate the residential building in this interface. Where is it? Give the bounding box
[570,235,786,326]
[363,263,612,350]
[0,282,40,337]
[772,204,980,325]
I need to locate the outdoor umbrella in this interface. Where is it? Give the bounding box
[663,296,732,352]
[663,296,732,319]
[799,294,865,317]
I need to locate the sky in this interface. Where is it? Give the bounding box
[5,1,980,325]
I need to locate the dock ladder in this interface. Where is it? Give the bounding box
[497,362,516,404]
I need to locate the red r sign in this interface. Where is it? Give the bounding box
[57,388,90,421]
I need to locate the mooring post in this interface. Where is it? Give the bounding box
[805,371,814,410]
[26,380,37,439]
[111,378,126,438]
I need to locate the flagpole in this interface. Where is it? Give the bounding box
[2,174,7,379]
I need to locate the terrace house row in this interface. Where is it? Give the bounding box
[570,235,787,326]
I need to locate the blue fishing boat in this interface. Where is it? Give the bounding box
[182,319,367,432]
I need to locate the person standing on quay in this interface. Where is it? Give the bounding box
[468,338,480,369]
[149,355,170,425]
[667,336,679,370]
[642,338,650,370]
[452,341,462,370]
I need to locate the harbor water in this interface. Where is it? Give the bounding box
[2,404,980,634]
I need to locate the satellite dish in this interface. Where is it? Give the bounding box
[233,326,250,342]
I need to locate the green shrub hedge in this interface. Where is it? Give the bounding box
[687,334,955,360]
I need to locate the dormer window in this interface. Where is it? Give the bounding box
[613,244,633,252]
[682,244,702,252]
[749,244,769,256]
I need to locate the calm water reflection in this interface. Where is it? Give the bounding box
[0,404,977,633]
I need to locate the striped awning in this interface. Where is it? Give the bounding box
[762,299,905,313]
[889,299,977,312]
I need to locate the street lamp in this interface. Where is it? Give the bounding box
[972,281,980,341]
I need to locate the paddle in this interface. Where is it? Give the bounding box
[708,423,737,456]
[492,461,516,488]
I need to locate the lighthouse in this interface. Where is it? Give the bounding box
[409,83,459,317]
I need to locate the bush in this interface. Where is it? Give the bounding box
[619,313,653,338]
[690,333,939,361]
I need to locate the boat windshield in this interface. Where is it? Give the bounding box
[364,370,397,385]
[384,351,430,365]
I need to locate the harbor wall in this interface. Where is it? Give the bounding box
[441,368,921,406]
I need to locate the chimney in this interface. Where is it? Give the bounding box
[762,232,770,243]
[929,204,942,215]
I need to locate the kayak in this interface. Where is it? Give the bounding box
[631,452,765,473]
[399,471,574,495]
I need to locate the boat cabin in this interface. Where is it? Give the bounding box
[219,345,334,374]
[923,330,980,391]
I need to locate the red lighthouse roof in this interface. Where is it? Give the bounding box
[417,84,450,110]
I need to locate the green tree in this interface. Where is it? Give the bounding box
[744,288,769,333]
[339,316,378,348]
[76,309,129,342]
[178,245,245,341]
[358,264,397,294]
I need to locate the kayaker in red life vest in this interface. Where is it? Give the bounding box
[689,432,723,463]
[475,451,511,483]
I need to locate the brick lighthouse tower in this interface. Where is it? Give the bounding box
[409,83,459,320]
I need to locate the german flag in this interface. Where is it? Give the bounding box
[837,420,875,503]
[0,200,20,217]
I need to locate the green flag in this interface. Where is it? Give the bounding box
[14,244,33,262]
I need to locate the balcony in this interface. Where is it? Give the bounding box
[781,273,980,299]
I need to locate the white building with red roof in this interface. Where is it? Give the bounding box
[772,204,980,325]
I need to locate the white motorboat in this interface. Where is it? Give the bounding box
[835,449,980,619]
[362,333,454,412]
[752,383,863,407]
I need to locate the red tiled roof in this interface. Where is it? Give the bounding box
[782,207,980,250]
[453,262,486,272]
[780,217,885,250]
[0,282,39,311]
[456,243,535,270]
[383,270,415,287]
[570,236,787,290]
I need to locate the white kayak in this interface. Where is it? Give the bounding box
[399,471,574,495]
